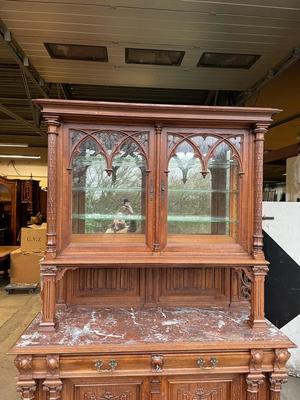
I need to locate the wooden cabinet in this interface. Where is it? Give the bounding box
[0,176,42,245]
[11,101,295,400]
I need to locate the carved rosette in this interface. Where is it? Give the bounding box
[44,115,60,258]
[253,122,269,256]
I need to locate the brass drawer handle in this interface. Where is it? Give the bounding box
[95,359,118,372]
[196,357,218,369]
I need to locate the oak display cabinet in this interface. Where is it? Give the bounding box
[11,100,294,400]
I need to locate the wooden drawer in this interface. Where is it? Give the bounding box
[58,351,257,378]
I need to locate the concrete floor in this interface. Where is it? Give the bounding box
[0,283,299,400]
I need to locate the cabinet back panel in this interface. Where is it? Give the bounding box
[63,268,231,307]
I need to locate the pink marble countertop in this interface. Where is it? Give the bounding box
[12,306,293,354]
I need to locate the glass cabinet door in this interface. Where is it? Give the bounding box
[70,129,153,246]
[165,132,242,244]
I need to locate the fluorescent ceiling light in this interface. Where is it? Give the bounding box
[44,43,108,62]
[197,52,261,69]
[0,154,41,159]
[0,143,29,147]
[125,48,185,66]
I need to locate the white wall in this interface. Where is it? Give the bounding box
[263,202,300,376]
[286,155,300,202]
[263,202,300,267]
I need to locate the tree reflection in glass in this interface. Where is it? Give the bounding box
[167,137,239,237]
[72,137,147,235]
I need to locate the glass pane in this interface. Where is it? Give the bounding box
[168,139,239,238]
[72,138,146,236]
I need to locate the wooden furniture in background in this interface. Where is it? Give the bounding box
[11,100,294,400]
[0,176,43,244]
[0,176,21,245]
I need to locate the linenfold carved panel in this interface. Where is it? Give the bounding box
[158,268,230,306]
[66,268,144,306]
[64,268,230,307]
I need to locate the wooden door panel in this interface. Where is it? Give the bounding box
[166,375,243,400]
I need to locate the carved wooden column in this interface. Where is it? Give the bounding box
[249,266,268,329]
[269,349,291,400]
[44,115,60,259]
[153,123,162,252]
[39,265,57,331]
[246,350,265,400]
[253,123,269,257]
[15,355,37,400]
[43,354,63,400]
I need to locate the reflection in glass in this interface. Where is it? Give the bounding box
[168,137,239,237]
[72,137,147,235]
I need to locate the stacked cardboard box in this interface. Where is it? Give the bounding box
[10,224,46,284]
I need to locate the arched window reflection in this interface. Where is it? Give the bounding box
[72,137,147,235]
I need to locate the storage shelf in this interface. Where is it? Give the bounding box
[168,215,237,223]
[73,213,145,221]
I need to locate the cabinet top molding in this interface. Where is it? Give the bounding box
[34,99,281,126]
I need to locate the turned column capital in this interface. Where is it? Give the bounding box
[253,122,269,138]
[44,115,61,133]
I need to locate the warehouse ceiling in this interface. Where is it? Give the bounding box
[0,0,299,159]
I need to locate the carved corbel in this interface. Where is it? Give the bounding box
[268,348,290,399]
[14,355,33,375]
[274,349,291,370]
[246,349,265,400]
[46,354,60,377]
[43,378,63,400]
[16,379,37,400]
[250,349,264,372]
[15,356,36,400]
[56,266,78,282]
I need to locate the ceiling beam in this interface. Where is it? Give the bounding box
[237,48,300,106]
[264,143,299,164]
[0,103,44,136]
[0,19,49,99]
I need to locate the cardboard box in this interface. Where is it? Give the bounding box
[20,227,46,252]
[10,248,43,284]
